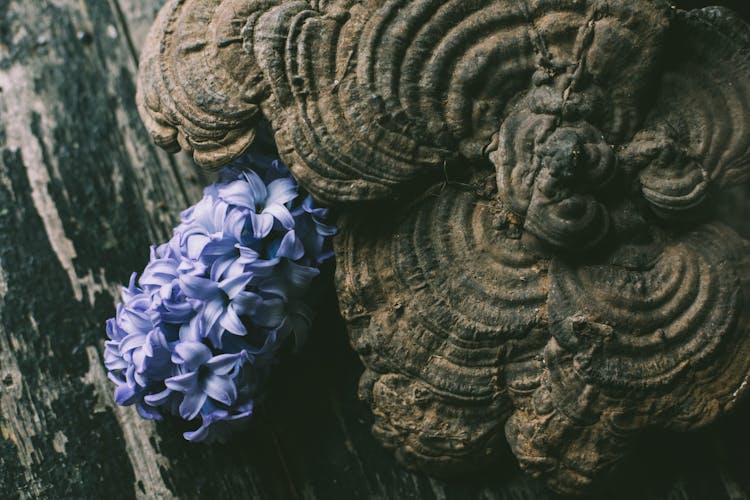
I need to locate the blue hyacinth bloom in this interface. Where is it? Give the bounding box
[104,143,335,442]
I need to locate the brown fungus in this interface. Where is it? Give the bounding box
[136,0,281,167]
[336,185,550,472]
[622,7,750,219]
[136,0,750,494]
[507,222,750,494]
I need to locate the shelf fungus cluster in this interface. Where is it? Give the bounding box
[136,0,750,494]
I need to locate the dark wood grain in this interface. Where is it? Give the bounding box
[0,1,749,499]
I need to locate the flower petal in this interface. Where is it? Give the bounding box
[120,333,147,354]
[104,349,128,371]
[224,208,248,241]
[136,400,163,420]
[266,178,297,206]
[218,180,256,208]
[276,230,305,261]
[237,245,259,263]
[205,352,243,376]
[285,261,320,290]
[119,309,152,337]
[179,274,220,300]
[220,305,247,336]
[232,291,261,312]
[144,388,173,406]
[202,374,237,406]
[243,170,268,204]
[105,318,124,341]
[245,257,281,279]
[210,253,236,283]
[185,234,212,261]
[158,300,195,324]
[114,383,138,406]
[183,421,211,442]
[140,261,179,288]
[179,390,208,421]
[250,212,274,239]
[174,341,212,371]
[201,298,228,347]
[262,203,294,230]
[211,200,231,233]
[253,298,285,328]
[165,371,199,393]
[179,315,203,343]
[219,272,253,300]
[255,277,289,301]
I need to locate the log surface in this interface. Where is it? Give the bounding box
[0,1,749,499]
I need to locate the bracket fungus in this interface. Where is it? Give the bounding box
[137,0,750,494]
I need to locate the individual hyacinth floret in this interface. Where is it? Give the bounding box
[104,148,336,442]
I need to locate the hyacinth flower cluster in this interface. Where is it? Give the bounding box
[104,149,335,442]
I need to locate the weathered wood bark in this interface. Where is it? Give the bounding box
[1,1,750,499]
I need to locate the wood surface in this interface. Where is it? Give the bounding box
[0,1,749,499]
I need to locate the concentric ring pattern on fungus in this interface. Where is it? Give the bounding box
[135,0,750,493]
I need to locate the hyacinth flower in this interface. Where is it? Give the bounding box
[104,141,335,442]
